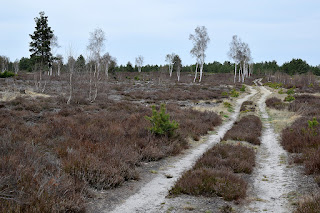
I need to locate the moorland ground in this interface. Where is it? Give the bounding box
[1,71,320,213]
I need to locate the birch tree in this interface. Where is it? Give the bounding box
[13,59,19,74]
[101,52,111,78]
[228,35,252,83]
[66,55,75,105]
[165,53,175,77]
[87,28,106,102]
[173,55,182,82]
[135,55,144,73]
[189,26,210,83]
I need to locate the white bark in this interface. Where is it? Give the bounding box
[193,63,199,82]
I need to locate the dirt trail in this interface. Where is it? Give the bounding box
[107,87,257,213]
[243,85,298,213]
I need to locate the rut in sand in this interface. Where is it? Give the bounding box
[243,85,298,213]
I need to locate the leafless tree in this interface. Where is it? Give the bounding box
[87,28,106,102]
[165,53,175,77]
[49,35,60,76]
[135,55,144,73]
[55,54,63,76]
[173,55,182,82]
[66,55,76,105]
[0,56,9,72]
[228,35,252,83]
[13,59,19,74]
[189,26,210,83]
[101,52,111,78]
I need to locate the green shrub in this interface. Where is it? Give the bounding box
[284,95,295,102]
[307,117,319,136]
[134,76,140,81]
[223,102,232,108]
[240,85,246,92]
[0,70,15,78]
[278,88,284,94]
[145,104,179,137]
[286,87,295,95]
[264,82,282,89]
[230,89,239,97]
[221,91,229,97]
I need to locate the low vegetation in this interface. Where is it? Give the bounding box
[223,115,262,145]
[280,94,320,209]
[265,97,286,110]
[0,72,224,212]
[169,144,255,201]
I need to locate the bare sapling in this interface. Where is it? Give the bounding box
[135,55,144,73]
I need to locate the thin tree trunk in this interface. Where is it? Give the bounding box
[234,63,237,83]
[193,63,199,82]
[199,63,203,83]
[67,72,73,105]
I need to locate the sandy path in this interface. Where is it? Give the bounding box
[243,85,298,213]
[108,87,257,213]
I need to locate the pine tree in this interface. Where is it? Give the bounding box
[29,11,54,69]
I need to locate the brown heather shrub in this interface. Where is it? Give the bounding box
[265,97,286,110]
[223,115,262,145]
[281,117,320,153]
[240,101,255,112]
[288,95,320,116]
[169,168,247,201]
[295,194,320,213]
[194,144,255,174]
[1,90,222,211]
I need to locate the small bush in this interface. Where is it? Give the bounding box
[240,85,246,92]
[221,91,229,97]
[134,76,140,81]
[278,88,284,94]
[223,102,232,108]
[265,97,286,110]
[230,89,239,97]
[0,70,15,78]
[145,104,179,137]
[284,95,295,102]
[287,87,295,95]
[264,82,282,89]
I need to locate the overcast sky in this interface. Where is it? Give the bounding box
[1,0,319,66]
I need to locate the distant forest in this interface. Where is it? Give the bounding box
[1,55,320,76]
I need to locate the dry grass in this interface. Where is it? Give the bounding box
[223,115,262,145]
[295,194,320,213]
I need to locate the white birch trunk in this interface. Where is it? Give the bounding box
[67,72,73,105]
[193,63,199,82]
[234,63,237,83]
[199,63,203,83]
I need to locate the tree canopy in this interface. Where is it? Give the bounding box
[29,11,54,68]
